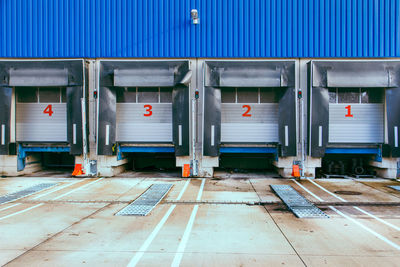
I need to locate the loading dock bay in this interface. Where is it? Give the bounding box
[0,174,399,266]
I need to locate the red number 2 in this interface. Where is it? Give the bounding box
[242,105,252,117]
[43,105,54,117]
[345,105,353,118]
[144,104,153,117]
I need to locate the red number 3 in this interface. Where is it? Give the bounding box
[43,105,54,116]
[242,105,252,117]
[144,104,153,117]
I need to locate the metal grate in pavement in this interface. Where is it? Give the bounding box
[0,183,57,205]
[388,185,400,192]
[116,184,173,216]
[270,184,329,218]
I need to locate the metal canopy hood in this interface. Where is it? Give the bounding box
[100,60,191,87]
[114,68,174,87]
[312,61,400,88]
[0,60,84,87]
[205,61,296,88]
[9,68,68,86]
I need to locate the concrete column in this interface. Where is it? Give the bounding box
[87,60,98,161]
[273,156,297,178]
[197,156,218,177]
[0,155,42,176]
[96,155,129,177]
[369,157,398,179]
[303,156,322,178]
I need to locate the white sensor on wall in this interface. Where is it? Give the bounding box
[191,9,199,24]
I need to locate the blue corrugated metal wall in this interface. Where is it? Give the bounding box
[1,0,399,58]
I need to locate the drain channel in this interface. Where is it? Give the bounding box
[116,184,173,216]
[270,185,329,218]
[0,183,58,205]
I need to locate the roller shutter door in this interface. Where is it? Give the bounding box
[16,87,67,142]
[116,87,173,142]
[328,88,384,143]
[221,88,279,143]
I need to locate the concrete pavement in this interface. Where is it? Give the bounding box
[0,175,399,266]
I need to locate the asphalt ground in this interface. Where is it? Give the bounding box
[0,174,399,266]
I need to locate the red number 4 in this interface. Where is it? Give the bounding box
[43,105,54,117]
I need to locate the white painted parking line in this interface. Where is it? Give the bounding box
[127,179,191,267]
[196,179,206,201]
[306,178,400,232]
[330,206,400,251]
[307,178,347,202]
[171,179,206,267]
[291,179,324,202]
[352,206,400,232]
[32,180,83,199]
[0,178,104,222]
[291,179,400,251]
[0,204,44,222]
[0,181,82,214]
[52,178,104,200]
[0,203,22,212]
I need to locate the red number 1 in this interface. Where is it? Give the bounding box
[43,105,54,116]
[345,105,353,117]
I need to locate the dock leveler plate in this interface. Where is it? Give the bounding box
[271,184,329,218]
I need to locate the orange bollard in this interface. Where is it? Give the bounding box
[72,164,85,176]
[292,165,300,178]
[182,164,191,178]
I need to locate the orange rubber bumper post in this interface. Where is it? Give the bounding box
[72,164,85,176]
[182,164,191,178]
[292,165,301,178]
